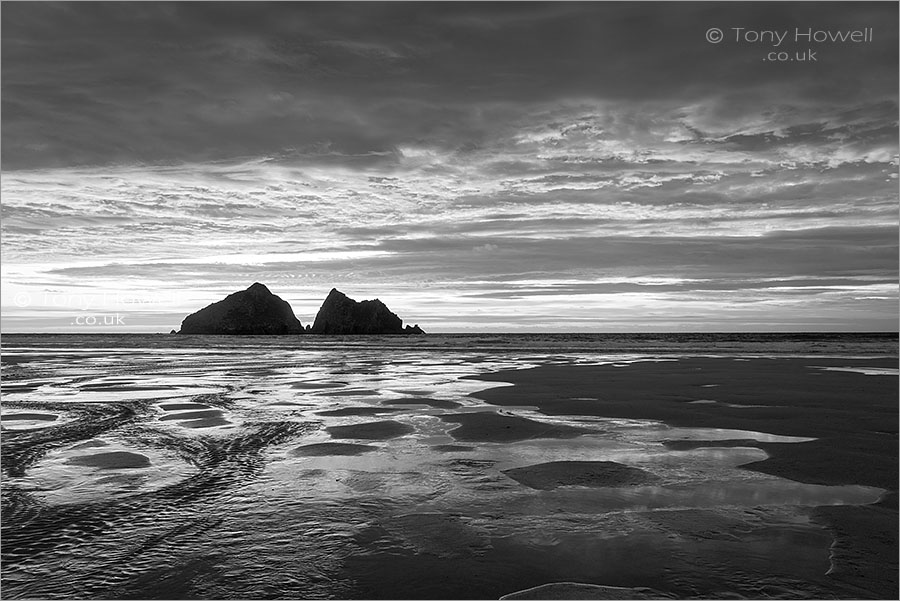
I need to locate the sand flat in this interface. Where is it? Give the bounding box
[383,397,462,409]
[326,420,415,440]
[179,416,232,429]
[501,582,668,600]
[315,406,404,417]
[159,409,223,421]
[291,442,379,456]
[503,460,659,490]
[661,438,765,450]
[66,451,151,469]
[431,444,476,452]
[474,356,898,597]
[2,336,895,600]
[1,412,58,421]
[158,402,212,411]
[473,357,897,488]
[440,411,596,442]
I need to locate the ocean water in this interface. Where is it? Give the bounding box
[1,333,896,599]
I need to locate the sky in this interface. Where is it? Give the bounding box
[1,1,898,333]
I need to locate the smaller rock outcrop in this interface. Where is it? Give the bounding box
[310,288,424,335]
[178,282,304,335]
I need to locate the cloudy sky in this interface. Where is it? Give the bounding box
[2,2,897,332]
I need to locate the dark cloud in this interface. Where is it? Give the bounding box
[2,2,897,168]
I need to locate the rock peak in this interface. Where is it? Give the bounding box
[178,284,303,335]
[310,289,423,335]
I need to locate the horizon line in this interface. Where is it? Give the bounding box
[2,331,898,336]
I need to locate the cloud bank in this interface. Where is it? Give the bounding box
[2,2,897,331]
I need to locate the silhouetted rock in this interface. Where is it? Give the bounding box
[310,288,424,334]
[178,283,304,335]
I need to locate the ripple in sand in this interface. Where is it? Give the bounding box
[66,451,151,469]
[1,412,58,422]
[0,412,62,431]
[157,407,234,429]
[159,409,223,421]
[291,443,379,457]
[662,439,764,451]
[383,398,462,409]
[500,582,669,600]
[158,402,213,411]
[812,365,900,376]
[71,439,110,450]
[641,426,814,445]
[179,417,233,429]
[291,382,347,390]
[441,412,596,442]
[326,420,415,440]
[316,407,404,417]
[380,512,492,558]
[432,444,476,452]
[502,461,659,490]
[24,440,198,504]
[317,389,380,397]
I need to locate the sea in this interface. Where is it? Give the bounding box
[1,332,897,599]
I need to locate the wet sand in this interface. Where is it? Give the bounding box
[1,413,58,422]
[158,409,223,421]
[2,336,895,600]
[66,451,151,469]
[502,461,659,490]
[315,407,405,417]
[500,582,670,600]
[472,356,898,598]
[291,442,379,457]
[383,397,463,409]
[326,420,416,440]
[440,411,597,442]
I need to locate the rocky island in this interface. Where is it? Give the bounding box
[177,284,424,335]
[178,282,305,335]
[310,288,424,335]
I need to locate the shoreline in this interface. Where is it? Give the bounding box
[470,356,898,599]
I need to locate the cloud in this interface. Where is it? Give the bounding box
[3,2,897,168]
[1,2,897,331]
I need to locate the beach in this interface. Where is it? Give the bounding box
[472,356,898,598]
[1,333,896,599]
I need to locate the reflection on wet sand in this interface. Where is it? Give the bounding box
[1,337,895,599]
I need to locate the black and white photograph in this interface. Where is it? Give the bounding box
[1,1,897,599]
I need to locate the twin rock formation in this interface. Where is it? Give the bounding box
[177,283,425,335]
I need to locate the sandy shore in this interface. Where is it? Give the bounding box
[66,451,151,469]
[383,397,463,409]
[472,356,898,599]
[326,419,416,440]
[502,461,659,490]
[440,411,596,442]
[500,582,671,600]
[290,442,379,456]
